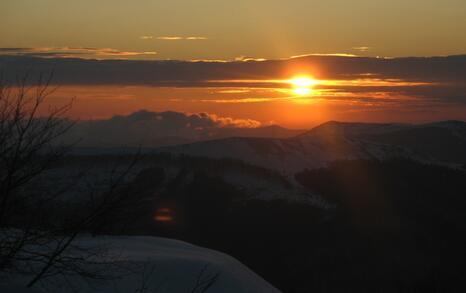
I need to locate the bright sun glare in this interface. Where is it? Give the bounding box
[289,76,317,96]
[293,87,312,95]
[290,77,317,87]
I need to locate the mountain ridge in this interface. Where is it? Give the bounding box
[156,120,466,173]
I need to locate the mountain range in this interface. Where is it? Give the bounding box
[66,110,303,148]
[66,111,466,174]
[158,120,466,173]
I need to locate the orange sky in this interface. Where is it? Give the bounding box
[43,82,466,129]
[2,0,466,59]
[2,0,465,128]
[0,53,462,128]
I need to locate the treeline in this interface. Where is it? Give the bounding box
[150,159,466,292]
[61,157,466,292]
[58,152,292,188]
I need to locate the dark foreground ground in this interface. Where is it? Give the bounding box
[57,156,466,292]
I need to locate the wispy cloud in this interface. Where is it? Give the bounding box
[200,96,295,104]
[139,36,154,40]
[185,36,208,40]
[0,47,157,59]
[204,112,261,128]
[352,46,372,52]
[200,97,276,103]
[235,56,267,62]
[290,53,358,58]
[217,89,251,94]
[157,36,183,40]
[157,36,207,41]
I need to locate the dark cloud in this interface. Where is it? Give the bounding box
[0,52,465,104]
[0,53,465,85]
[0,47,157,60]
[63,110,301,148]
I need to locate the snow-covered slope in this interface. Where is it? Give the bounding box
[364,120,466,164]
[158,130,419,174]
[1,236,280,293]
[157,120,466,174]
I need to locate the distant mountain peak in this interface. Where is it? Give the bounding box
[300,121,407,138]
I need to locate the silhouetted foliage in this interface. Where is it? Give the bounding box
[0,73,143,289]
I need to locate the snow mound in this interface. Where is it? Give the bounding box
[1,236,280,293]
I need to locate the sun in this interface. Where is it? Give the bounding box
[293,87,312,95]
[288,76,318,96]
[290,77,317,88]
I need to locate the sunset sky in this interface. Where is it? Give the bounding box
[1,0,466,128]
